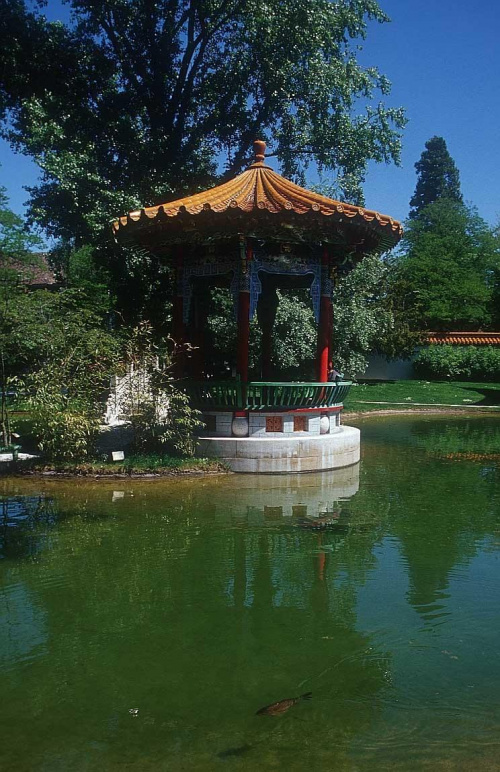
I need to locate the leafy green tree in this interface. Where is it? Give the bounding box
[50,243,114,315]
[409,136,462,219]
[0,184,120,456]
[205,260,415,380]
[333,254,417,376]
[0,187,42,262]
[120,322,203,456]
[13,289,121,459]
[271,290,316,378]
[492,220,500,329]
[0,182,44,445]
[394,199,499,331]
[0,0,405,243]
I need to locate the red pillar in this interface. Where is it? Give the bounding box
[236,240,252,386]
[316,245,332,382]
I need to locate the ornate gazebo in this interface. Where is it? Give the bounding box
[113,140,402,472]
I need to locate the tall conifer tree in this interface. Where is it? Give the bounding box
[409,136,462,219]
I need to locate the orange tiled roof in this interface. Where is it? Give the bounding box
[427,332,500,346]
[112,140,402,248]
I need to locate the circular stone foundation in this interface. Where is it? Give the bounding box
[197,425,360,474]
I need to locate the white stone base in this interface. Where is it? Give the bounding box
[197,425,360,473]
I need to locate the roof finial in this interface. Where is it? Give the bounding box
[254,139,266,164]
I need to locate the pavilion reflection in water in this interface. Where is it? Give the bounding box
[207,463,359,523]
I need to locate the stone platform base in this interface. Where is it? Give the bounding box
[197,425,360,473]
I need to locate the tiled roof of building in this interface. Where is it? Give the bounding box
[112,140,402,250]
[427,332,500,346]
[5,253,58,288]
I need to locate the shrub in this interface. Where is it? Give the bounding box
[125,383,202,457]
[30,407,99,462]
[414,345,500,380]
[121,323,203,457]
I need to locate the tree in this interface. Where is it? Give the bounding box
[492,220,500,329]
[409,136,462,219]
[0,182,44,445]
[0,182,121,456]
[0,0,406,244]
[394,199,499,331]
[333,254,418,376]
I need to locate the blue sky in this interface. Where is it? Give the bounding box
[1,0,499,231]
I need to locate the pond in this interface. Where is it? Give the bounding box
[1,415,500,771]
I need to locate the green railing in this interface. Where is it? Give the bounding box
[184,380,351,410]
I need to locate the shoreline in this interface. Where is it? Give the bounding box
[1,467,229,480]
[345,405,500,419]
[3,406,499,480]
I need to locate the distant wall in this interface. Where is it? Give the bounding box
[358,352,418,381]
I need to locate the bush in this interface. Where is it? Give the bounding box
[121,323,203,457]
[126,384,202,457]
[414,345,500,380]
[30,406,99,461]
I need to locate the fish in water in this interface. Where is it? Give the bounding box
[256,692,312,716]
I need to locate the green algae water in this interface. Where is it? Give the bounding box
[1,414,500,771]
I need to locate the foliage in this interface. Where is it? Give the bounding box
[414,345,500,381]
[204,286,264,376]
[0,0,405,242]
[50,243,114,315]
[271,290,316,378]
[492,220,500,330]
[14,454,225,475]
[0,180,43,260]
[206,261,417,381]
[205,287,237,376]
[393,199,499,330]
[121,322,203,456]
[409,136,462,219]
[3,287,120,380]
[7,286,121,460]
[0,182,45,445]
[29,398,100,462]
[20,313,120,459]
[333,254,418,377]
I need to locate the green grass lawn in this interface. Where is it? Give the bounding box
[344,380,500,412]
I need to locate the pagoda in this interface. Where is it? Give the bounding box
[113,140,402,472]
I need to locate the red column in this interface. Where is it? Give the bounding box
[236,240,252,386]
[316,245,332,382]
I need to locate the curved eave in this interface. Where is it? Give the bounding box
[112,163,402,251]
[114,208,401,253]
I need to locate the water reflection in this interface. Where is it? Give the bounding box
[0,416,500,769]
[0,494,58,560]
[193,465,359,528]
